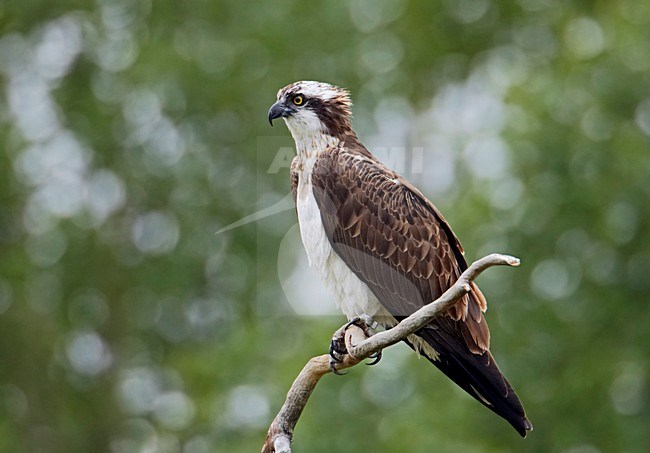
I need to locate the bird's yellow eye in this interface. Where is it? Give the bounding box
[293,95,304,106]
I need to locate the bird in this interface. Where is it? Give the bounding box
[268,81,532,437]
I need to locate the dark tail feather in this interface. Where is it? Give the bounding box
[405,328,533,437]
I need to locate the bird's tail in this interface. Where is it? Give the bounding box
[405,327,533,437]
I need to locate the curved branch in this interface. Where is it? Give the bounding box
[262,253,520,453]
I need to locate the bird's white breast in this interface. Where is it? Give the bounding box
[295,156,384,321]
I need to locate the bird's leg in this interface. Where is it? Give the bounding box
[329,314,381,374]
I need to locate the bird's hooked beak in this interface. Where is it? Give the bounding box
[268,101,294,126]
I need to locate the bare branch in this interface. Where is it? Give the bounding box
[262,253,520,452]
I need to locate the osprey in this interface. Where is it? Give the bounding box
[268,81,532,437]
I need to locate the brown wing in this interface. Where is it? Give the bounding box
[310,145,489,354]
[310,143,532,437]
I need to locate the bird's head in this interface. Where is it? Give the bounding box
[268,81,353,140]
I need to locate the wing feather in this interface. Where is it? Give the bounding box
[308,142,531,436]
[311,145,488,349]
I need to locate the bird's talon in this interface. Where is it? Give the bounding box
[329,330,347,365]
[343,317,360,331]
[329,341,341,359]
[366,350,382,366]
[329,360,347,375]
[330,352,342,363]
[328,314,380,375]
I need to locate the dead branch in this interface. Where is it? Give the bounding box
[262,253,520,453]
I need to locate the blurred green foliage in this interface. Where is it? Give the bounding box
[0,0,649,452]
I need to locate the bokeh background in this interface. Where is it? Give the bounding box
[1,0,649,452]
